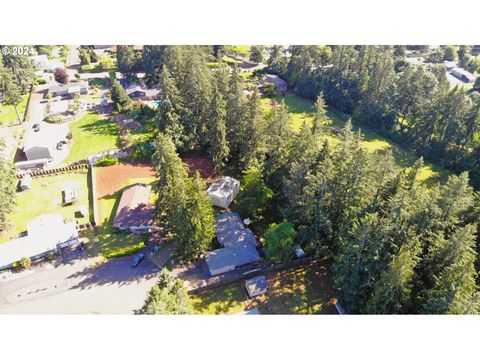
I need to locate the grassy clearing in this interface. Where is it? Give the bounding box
[0,94,29,126]
[0,170,91,243]
[225,45,251,57]
[222,55,242,66]
[260,92,450,185]
[96,177,156,259]
[65,112,119,164]
[191,283,247,315]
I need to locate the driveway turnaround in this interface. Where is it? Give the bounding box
[0,256,159,314]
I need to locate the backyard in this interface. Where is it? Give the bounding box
[260,91,450,185]
[0,170,91,243]
[0,94,29,126]
[65,112,119,164]
[190,261,336,315]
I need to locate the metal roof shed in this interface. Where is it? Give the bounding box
[19,173,32,191]
[245,275,268,298]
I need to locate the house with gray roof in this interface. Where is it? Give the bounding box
[258,73,288,92]
[205,212,260,276]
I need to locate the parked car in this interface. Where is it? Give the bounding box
[131,253,145,267]
[32,123,40,132]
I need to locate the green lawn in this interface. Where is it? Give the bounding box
[225,45,251,57]
[0,94,29,126]
[191,283,247,315]
[260,92,450,185]
[190,262,336,315]
[65,112,119,164]
[95,177,156,259]
[0,170,91,243]
[255,263,337,314]
[222,55,242,66]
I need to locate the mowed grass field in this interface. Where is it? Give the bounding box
[0,170,91,243]
[191,262,336,315]
[95,176,157,259]
[260,92,450,184]
[0,94,29,126]
[65,112,118,164]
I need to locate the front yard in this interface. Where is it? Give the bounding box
[190,261,336,315]
[0,170,91,243]
[65,112,119,164]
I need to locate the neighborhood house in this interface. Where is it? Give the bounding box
[0,214,79,270]
[205,212,260,276]
[113,183,155,232]
[30,54,65,72]
[48,81,89,97]
[206,176,240,209]
[259,73,288,92]
[450,67,476,83]
[22,122,69,161]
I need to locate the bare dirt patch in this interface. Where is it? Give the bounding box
[95,163,156,198]
[181,152,214,180]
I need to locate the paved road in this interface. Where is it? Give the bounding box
[0,255,159,314]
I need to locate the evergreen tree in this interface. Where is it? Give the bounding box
[139,268,192,314]
[235,165,273,220]
[117,45,137,74]
[207,81,229,173]
[422,225,480,314]
[0,141,16,232]
[171,172,215,261]
[110,79,130,110]
[312,92,327,137]
[152,133,189,220]
[366,239,421,314]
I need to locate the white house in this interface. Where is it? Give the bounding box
[23,122,69,161]
[206,176,240,209]
[0,214,79,270]
[30,54,65,72]
[48,81,89,97]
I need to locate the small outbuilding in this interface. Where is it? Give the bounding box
[19,173,32,191]
[245,275,268,298]
[206,176,240,209]
[62,186,78,206]
[259,74,288,92]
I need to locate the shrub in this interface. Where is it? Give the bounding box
[45,93,52,101]
[262,83,276,97]
[95,155,119,167]
[74,73,81,79]
[35,77,46,85]
[264,220,296,263]
[20,257,32,269]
